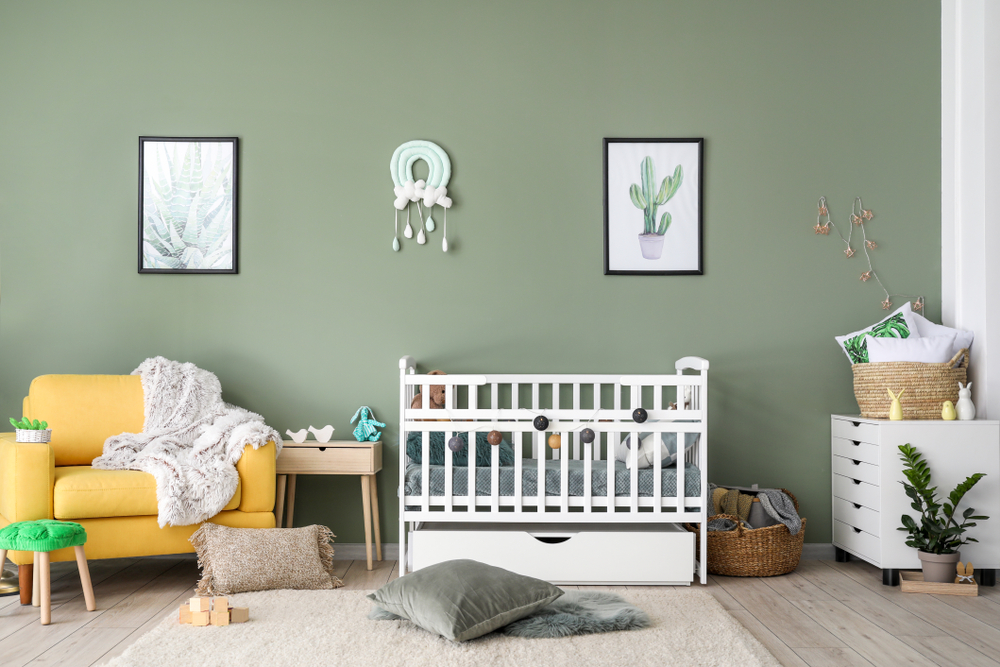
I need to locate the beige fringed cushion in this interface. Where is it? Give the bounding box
[190,523,343,595]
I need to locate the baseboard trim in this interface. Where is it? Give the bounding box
[801,543,835,560]
[334,543,400,561]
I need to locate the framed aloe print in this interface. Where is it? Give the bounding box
[139,137,238,274]
[603,138,703,275]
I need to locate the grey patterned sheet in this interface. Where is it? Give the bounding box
[403,458,702,499]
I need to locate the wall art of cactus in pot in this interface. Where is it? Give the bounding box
[629,156,683,260]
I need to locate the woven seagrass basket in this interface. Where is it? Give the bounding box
[686,489,805,577]
[853,348,968,420]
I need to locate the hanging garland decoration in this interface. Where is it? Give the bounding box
[391,140,454,252]
[813,196,924,312]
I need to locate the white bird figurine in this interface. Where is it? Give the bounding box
[286,428,308,444]
[308,425,335,443]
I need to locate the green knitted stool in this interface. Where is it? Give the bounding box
[0,520,95,624]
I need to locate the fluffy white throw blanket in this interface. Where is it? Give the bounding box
[92,357,282,527]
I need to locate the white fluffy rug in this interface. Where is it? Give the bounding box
[104,589,778,667]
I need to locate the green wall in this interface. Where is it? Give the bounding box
[0,1,941,544]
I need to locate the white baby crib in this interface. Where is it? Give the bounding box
[398,355,710,585]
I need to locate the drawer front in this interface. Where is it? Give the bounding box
[831,455,879,486]
[833,497,880,536]
[831,419,879,445]
[412,528,694,584]
[833,520,881,563]
[833,474,880,510]
[831,437,879,466]
[276,446,374,474]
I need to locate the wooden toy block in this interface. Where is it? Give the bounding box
[178,604,192,624]
[212,596,229,610]
[229,606,249,623]
[189,597,212,612]
[210,610,230,626]
[191,610,211,626]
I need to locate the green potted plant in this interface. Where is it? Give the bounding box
[897,443,988,583]
[629,157,683,260]
[9,417,51,443]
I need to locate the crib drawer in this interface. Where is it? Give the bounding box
[833,474,880,510]
[833,520,881,564]
[411,523,694,585]
[831,419,879,445]
[831,437,879,466]
[831,455,879,486]
[833,497,880,537]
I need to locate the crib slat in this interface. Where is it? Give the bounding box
[551,384,559,462]
[421,430,430,512]
[513,383,522,514]
[444,385,454,514]
[608,383,619,512]
[677,426,685,513]
[468,384,477,513]
[630,385,639,514]
[583,434,592,514]
[572,384,580,460]
[532,383,539,459]
[559,430,569,513]
[593,383,601,461]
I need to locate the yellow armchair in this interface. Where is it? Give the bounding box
[0,374,276,602]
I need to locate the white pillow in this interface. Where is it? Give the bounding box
[834,302,920,365]
[615,431,700,470]
[867,332,957,363]
[911,312,974,360]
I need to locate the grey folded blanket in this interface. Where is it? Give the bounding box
[757,489,802,535]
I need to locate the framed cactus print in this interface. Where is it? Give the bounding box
[603,138,703,275]
[139,137,238,274]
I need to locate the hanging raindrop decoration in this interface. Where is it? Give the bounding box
[391,140,454,252]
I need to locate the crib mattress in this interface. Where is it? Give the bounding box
[403,458,702,499]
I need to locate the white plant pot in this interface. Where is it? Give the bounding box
[16,428,51,443]
[638,233,665,260]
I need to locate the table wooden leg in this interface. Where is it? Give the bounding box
[32,552,39,607]
[18,564,32,605]
[75,546,95,612]
[275,474,287,528]
[285,474,297,528]
[361,475,373,570]
[39,552,50,625]
[369,475,382,562]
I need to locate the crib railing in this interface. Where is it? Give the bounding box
[397,356,708,525]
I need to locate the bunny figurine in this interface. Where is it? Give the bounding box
[956,561,975,584]
[887,388,905,421]
[957,382,976,421]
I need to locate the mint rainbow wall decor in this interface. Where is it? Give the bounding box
[391,140,454,252]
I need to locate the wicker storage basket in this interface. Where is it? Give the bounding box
[686,489,806,577]
[16,428,51,443]
[853,348,968,420]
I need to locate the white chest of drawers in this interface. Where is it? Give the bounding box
[831,415,1000,586]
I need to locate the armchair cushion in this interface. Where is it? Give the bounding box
[24,375,144,466]
[53,467,241,520]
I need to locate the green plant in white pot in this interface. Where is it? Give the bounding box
[9,417,51,443]
[897,444,988,583]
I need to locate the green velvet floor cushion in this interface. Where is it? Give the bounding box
[367,559,563,642]
[0,519,87,551]
[406,431,515,467]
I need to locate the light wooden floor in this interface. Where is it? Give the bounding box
[0,556,996,667]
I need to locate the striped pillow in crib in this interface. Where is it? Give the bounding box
[406,431,515,466]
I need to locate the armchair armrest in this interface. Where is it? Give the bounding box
[235,441,276,513]
[0,432,55,522]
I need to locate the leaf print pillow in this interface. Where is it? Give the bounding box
[835,302,921,364]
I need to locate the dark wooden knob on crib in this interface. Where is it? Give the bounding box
[632,408,648,423]
[580,428,596,444]
[533,416,549,431]
[487,430,503,446]
[448,436,465,452]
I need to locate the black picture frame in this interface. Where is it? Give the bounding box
[138,136,239,274]
[603,138,703,275]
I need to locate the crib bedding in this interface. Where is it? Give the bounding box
[404,458,701,499]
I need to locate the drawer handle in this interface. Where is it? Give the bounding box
[851,440,861,446]
[532,536,571,545]
[852,479,862,485]
[319,447,327,452]
[852,459,861,466]
[852,527,862,534]
[851,421,862,427]
[853,503,862,509]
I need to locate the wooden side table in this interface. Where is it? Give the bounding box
[275,440,383,570]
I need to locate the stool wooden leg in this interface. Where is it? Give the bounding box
[32,553,40,607]
[361,476,373,570]
[285,474,297,528]
[18,564,32,605]
[369,475,382,562]
[275,474,287,528]
[75,546,95,612]
[39,552,50,625]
